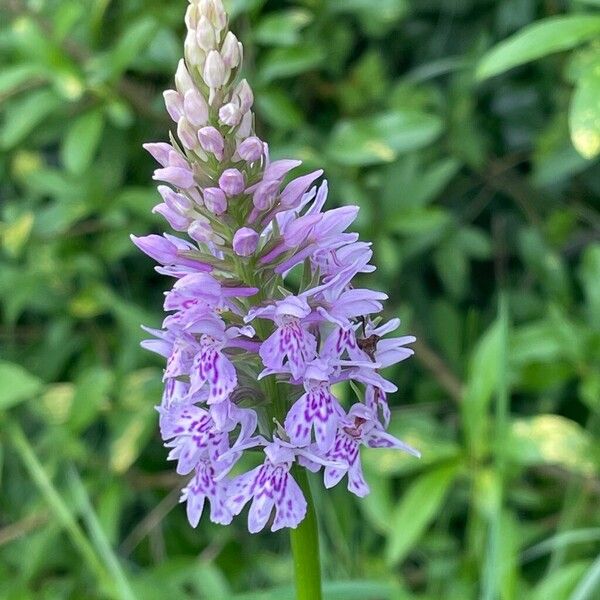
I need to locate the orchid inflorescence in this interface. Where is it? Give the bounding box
[132,0,420,534]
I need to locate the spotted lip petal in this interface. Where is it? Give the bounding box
[181,461,233,527]
[284,384,345,453]
[227,442,307,533]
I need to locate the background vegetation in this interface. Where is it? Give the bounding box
[1,0,599,598]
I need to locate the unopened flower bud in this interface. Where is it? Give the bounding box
[221,32,241,69]
[237,110,253,138]
[163,90,184,122]
[185,3,199,29]
[233,227,259,257]
[178,117,199,150]
[175,59,194,94]
[237,136,263,162]
[219,168,245,196]
[185,29,205,67]
[196,16,216,51]
[158,185,193,215]
[219,101,242,126]
[184,89,209,127]
[203,187,227,215]
[203,50,226,88]
[253,179,280,210]
[131,234,176,264]
[153,166,195,189]
[198,126,225,159]
[153,203,190,231]
[143,142,172,166]
[201,0,227,33]
[188,216,215,243]
[168,150,191,170]
[234,79,253,113]
[187,187,204,206]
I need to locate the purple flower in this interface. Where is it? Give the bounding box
[323,404,420,497]
[181,461,233,527]
[188,318,239,404]
[246,296,316,379]
[159,400,257,475]
[280,170,324,209]
[365,385,391,428]
[131,234,211,271]
[228,441,307,533]
[284,359,345,452]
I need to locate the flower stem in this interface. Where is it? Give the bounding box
[289,466,322,600]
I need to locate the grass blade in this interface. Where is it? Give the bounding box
[66,466,137,600]
[6,421,114,596]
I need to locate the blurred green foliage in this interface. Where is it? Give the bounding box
[1,0,600,598]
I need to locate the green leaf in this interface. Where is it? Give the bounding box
[579,243,600,327]
[569,554,600,600]
[6,422,114,595]
[385,463,458,566]
[327,111,443,166]
[111,17,158,72]
[0,88,62,149]
[359,476,394,534]
[255,87,304,129]
[227,0,267,19]
[530,561,592,600]
[66,467,136,600]
[69,367,113,431]
[569,65,600,159]
[0,64,46,97]
[89,17,158,82]
[327,0,406,19]
[231,580,404,600]
[61,110,104,174]
[508,415,596,477]
[0,362,43,410]
[389,207,450,235]
[381,157,460,212]
[258,45,325,83]
[461,318,505,455]
[1,211,34,257]
[109,369,161,473]
[434,239,468,298]
[523,529,600,564]
[477,16,600,80]
[254,9,313,46]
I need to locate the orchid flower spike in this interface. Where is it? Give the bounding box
[133,0,419,533]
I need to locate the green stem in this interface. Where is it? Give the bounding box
[289,466,322,600]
